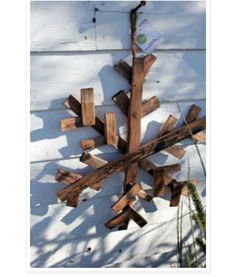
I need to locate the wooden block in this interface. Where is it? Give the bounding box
[169,181,185,207]
[105,205,147,229]
[193,131,206,143]
[186,104,201,123]
[114,60,132,83]
[61,117,81,131]
[81,88,95,126]
[137,189,153,201]
[112,90,129,115]
[165,145,186,159]
[139,159,181,175]
[111,183,142,213]
[153,170,166,197]
[158,115,177,137]
[141,96,160,117]
[80,151,108,169]
[80,136,106,150]
[55,169,82,185]
[143,54,157,77]
[104,112,118,148]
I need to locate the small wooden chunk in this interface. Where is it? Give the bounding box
[80,151,108,169]
[193,131,206,143]
[105,205,147,229]
[55,169,82,185]
[141,96,160,117]
[114,60,132,83]
[80,136,106,150]
[104,112,118,148]
[158,115,177,137]
[153,170,166,197]
[186,104,201,123]
[165,145,186,159]
[111,183,142,213]
[61,117,81,131]
[112,90,129,115]
[81,88,95,126]
[143,54,157,76]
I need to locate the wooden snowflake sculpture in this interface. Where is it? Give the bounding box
[55,1,206,230]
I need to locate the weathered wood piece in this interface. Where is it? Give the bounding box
[111,183,142,213]
[61,117,81,131]
[125,57,144,185]
[104,112,118,148]
[143,54,157,77]
[80,136,106,150]
[139,159,181,175]
[81,88,95,126]
[80,151,107,169]
[181,179,199,197]
[105,205,147,229]
[112,91,160,117]
[114,61,132,83]
[57,116,206,206]
[193,131,206,143]
[157,115,185,159]
[186,104,201,123]
[137,189,153,201]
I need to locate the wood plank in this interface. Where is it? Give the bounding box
[141,96,160,117]
[165,145,186,159]
[80,152,108,169]
[157,115,177,137]
[112,90,130,115]
[57,117,206,206]
[105,205,147,229]
[80,136,106,150]
[143,54,157,77]
[81,88,95,126]
[104,112,118,148]
[60,117,81,131]
[137,189,153,201]
[181,179,199,197]
[111,183,142,213]
[125,57,144,185]
[185,104,201,123]
[139,159,181,175]
[114,61,132,83]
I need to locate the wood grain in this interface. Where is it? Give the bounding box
[61,117,81,131]
[81,88,95,126]
[104,112,118,148]
[80,136,106,150]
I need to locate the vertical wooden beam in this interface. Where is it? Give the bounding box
[125,57,144,185]
[81,88,95,126]
[104,112,118,148]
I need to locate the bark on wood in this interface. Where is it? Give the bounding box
[111,183,142,213]
[80,136,106,150]
[186,104,201,123]
[81,88,95,126]
[61,117,81,131]
[112,91,160,118]
[104,112,118,148]
[105,205,147,229]
[125,57,144,185]
[57,116,206,206]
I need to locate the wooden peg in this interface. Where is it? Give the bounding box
[81,88,95,126]
[80,136,106,150]
[104,112,118,148]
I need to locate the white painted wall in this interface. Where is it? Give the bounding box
[30,1,206,268]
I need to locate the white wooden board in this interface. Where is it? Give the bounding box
[96,1,206,50]
[30,51,205,111]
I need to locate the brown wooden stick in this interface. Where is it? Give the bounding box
[81,88,95,126]
[125,57,144,185]
[80,136,106,150]
[80,152,107,169]
[141,96,160,117]
[186,104,201,123]
[105,205,147,229]
[111,183,142,213]
[114,61,132,83]
[57,117,206,206]
[104,112,118,148]
[61,117,82,131]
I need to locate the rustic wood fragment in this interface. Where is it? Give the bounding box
[55,169,82,185]
[192,131,206,143]
[80,136,106,150]
[165,145,186,159]
[181,179,199,197]
[111,183,142,213]
[137,189,153,201]
[57,116,206,206]
[153,170,166,197]
[143,54,157,76]
[80,151,108,169]
[112,90,129,115]
[139,159,181,175]
[125,57,144,185]
[186,104,201,123]
[61,117,81,131]
[105,205,147,229]
[81,88,95,126]
[114,61,132,83]
[104,112,118,148]
[141,96,160,117]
